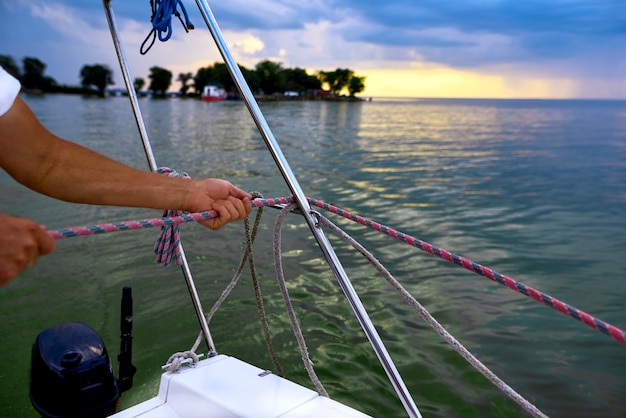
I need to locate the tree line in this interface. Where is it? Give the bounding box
[0,55,366,99]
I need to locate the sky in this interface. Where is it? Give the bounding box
[1,0,625,99]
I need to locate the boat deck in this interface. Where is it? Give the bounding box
[111,354,371,418]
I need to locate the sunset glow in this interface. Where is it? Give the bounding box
[1,1,624,99]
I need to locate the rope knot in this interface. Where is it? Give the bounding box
[163,350,200,373]
[154,167,189,267]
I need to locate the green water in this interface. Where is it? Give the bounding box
[1,95,625,417]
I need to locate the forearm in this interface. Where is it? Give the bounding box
[38,139,196,210]
[0,96,251,228]
[37,146,251,229]
[0,97,196,211]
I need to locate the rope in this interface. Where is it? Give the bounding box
[47,192,622,413]
[247,210,286,377]
[273,203,329,396]
[153,167,190,267]
[141,0,194,55]
[163,350,200,373]
[318,212,547,417]
[48,211,215,239]
[161,200,326,396]
[258,196,626,347]
[164,199,540,412]
[314,200,626,345]
[47,195,626,345]
[188,196,284,377]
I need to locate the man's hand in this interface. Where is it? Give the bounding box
[0,214,56,286]
[188,179,252,229]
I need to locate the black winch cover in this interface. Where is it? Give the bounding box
[30,321,120,418]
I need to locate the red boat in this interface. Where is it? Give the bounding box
[201,85,227,102]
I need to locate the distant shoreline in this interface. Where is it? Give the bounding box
[24,89,370,102]
[27,90,625,103]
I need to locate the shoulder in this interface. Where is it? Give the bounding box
[0,66,21,118]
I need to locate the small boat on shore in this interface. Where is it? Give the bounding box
[201,85,227,102]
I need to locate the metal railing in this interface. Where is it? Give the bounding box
[102,1,421,416]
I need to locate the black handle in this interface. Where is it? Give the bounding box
[118,286,136,392]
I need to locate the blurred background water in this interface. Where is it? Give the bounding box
[1,95,625,417]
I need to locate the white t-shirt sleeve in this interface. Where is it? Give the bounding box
[0,66,21,117]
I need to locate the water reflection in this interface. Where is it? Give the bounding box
[2,96,625,418]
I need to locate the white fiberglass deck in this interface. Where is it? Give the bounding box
[111,355,371,418]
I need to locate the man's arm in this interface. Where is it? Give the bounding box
[0,96,251,225]
[0,96,252,285]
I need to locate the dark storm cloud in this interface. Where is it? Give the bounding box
[336,0,625,36]
[332,0,625,67]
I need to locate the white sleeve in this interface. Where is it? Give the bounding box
[0,66,21,117]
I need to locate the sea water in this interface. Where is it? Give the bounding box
[0,95,625,417]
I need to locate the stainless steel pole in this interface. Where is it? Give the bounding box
[102,0,216,354]
[193,1,421,416]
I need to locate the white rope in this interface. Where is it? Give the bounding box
[161,200,546,417]
[318,214,548,418]
[188,199,284,377]
[163,351,201,373]
[273,203,329,397]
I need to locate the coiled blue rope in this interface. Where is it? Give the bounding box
[153,0,193,41]
[141,0,194,54]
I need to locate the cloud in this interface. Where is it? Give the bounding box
[207,0,339,30]
[338,0,625,71]
[0,2,120,85]
[28,3,111,46]
[228,33,265,55]
[1,0,624,98]
[338,0,624,38]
